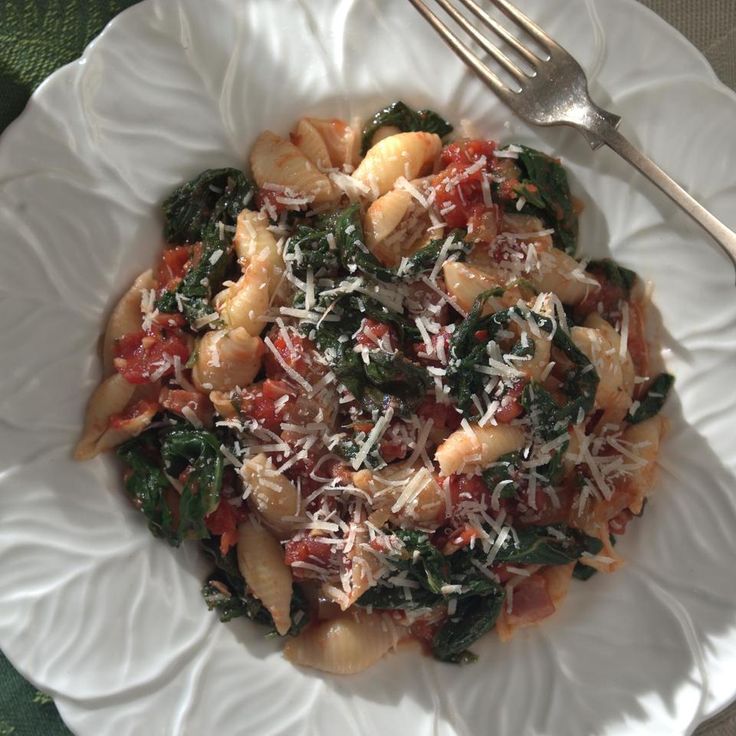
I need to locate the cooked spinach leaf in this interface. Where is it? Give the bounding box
[157,223,231,328]
[361,100,453,155]
[482,452,521,500]
[200,538,310,634]
[313,314,428,420]
[160,427,224,540]
[319,203,396,282]
[627,372,674,424]
[510,145,578,255]
[284,224,339,276]
[117,433,180,545]
[356,584,439,611]
[363,352,431,407]
[431,589,505,663]
[399,229,469,278]
[495,524,603,565]
[162,167,256,244]
[572,562,598,581]
[445,291,508,416]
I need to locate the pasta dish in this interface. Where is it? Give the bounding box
[75,101,672,673]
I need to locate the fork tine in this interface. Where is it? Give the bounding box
[489,0,561,53]
[456,0,543,66]
[408,0,514,99]
[431,0,528,83]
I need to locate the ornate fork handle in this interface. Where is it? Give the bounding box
[595,122,736,265]
[409,0,736,273]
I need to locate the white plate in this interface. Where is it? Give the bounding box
[1,1,735,734]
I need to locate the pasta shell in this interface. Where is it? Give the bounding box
[283,613,401,674]
[291,118,332,171]
[208,390,238,420]
[191,328,264,392]
[237,519,293,636]
[74,373,137,460]
[571,319,633,424]
[541,562,575,607]
[241,453,304,535]
[621,415,666,514]
[435,423,526,476]
[442,261,507,315]
[352,132,441,198]
[250,131,336,204]
[362,463,445,525]
[102,270,154,375]
[304,117,359,169]
[214,251,271,335]
[364,189,412,248]
[533,248,590,305]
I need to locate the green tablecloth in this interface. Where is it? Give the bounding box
[0,2,734,735]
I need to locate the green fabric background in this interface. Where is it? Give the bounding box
[0,2,733,735]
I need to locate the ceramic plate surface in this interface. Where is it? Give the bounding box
[1,1,735,734]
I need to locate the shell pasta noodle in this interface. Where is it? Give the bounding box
[75,100,674,673]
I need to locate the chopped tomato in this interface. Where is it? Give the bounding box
[416,397,461,434]
[438,522,481,553]
[255,188,305,216]
[411,328,452,365]
[440,139,497,168]
[108,399,159,429]
[159,387,213,426]
[206,499,248,555]
[284,537,332,578]
[114,325,190,384]
[505,573,555,625]
[433,139,498,229]
[355,318,398,350]
[495,380,526,423]
[264,329,322,383]
[447,473,489,507]
[156,245,193,292]
[236,379,296,432]
[379,437,408,463]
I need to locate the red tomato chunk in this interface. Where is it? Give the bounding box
[114,325,190,384]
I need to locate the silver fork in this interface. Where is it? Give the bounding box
[408,0,736,270]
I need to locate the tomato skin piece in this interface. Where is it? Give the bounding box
[284,537,332,578]
[440,139,496,168]
[416,397,461,434]
[495,380,526,424]
[264,331,321,382]
[206,499,248,555]
[159,388,213,426]
[355,319,398,350]
[433,139,498,228]
[156,245,193,293]
[236,378,296,433]
[379,438,408,463]
[108,399,159,429]
[448,473,489,507]
[113,325,190,384]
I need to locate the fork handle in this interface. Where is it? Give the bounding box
[595,124,736,270]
